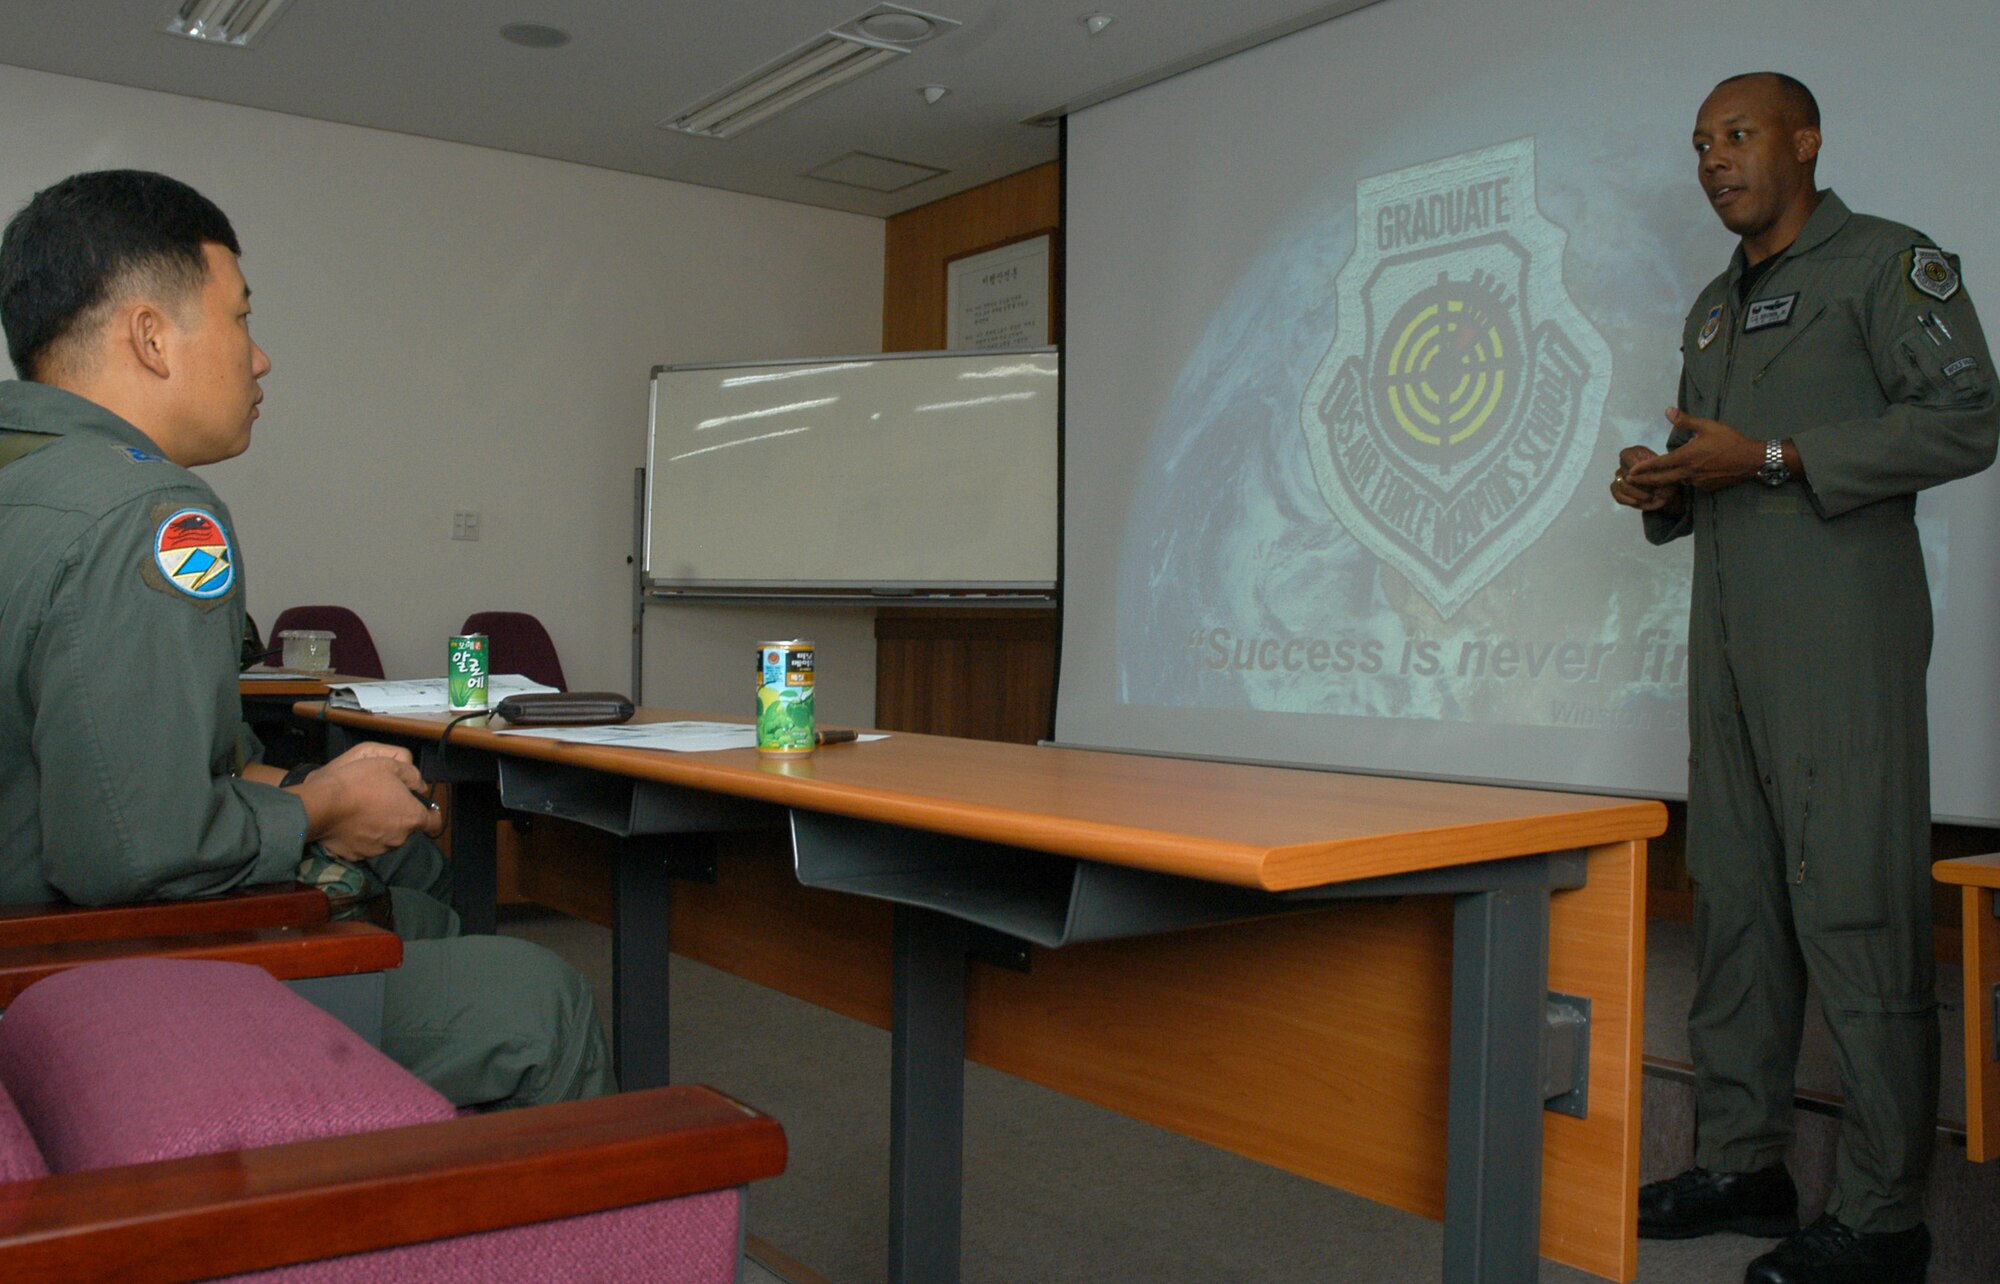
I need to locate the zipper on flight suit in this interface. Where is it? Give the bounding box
[1793,763,1814,884]
[1706,290,1742,654]
[1716,294,1742,418]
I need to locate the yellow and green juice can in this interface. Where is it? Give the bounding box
[756,640,815,757]
[448,633,489,711]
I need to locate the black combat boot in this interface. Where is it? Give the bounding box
[1637,1164,1798,1239]
[1743,1215,1930,1284]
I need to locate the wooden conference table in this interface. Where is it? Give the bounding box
[310,703,1665,1283]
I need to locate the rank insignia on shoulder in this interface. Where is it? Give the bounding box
[151,506,235,600]
[1698,303,1723,349]
[119,445,165,464]
[1911,246,1961,301]
[1744,293,1798,332]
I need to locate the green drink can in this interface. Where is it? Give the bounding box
[756,640,815,757]
[448,633,489,711]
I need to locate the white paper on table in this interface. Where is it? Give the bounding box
[494,722,889,753]
[327,674,557,713]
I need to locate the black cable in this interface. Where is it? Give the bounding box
[436,708,490,762]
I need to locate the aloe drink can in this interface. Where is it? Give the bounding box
[448,634,489,711]
[756,640,815,757]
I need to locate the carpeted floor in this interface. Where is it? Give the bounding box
[502,910,1978,1283]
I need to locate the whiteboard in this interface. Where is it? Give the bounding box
[644,350,1059,592]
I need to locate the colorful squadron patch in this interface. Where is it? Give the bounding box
[1299,138,1611,619]
[153,507,234,600]
[1697,304,1723,350]
[1910,246,1960,302]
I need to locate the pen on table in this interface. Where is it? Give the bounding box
[816,728,858,746]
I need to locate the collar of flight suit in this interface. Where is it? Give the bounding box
[0,379,173,460]
[1724,189,1852,288]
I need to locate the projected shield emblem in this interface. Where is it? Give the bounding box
[1301,139,1610,619]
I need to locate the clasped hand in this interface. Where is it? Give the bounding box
[289,742,443,860]
[1611,407,1762,510]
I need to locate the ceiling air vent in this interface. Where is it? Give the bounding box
[159,0,298,48]
[662,4,958,141]
[802,152,945,194]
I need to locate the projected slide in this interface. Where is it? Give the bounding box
[1060,0,2000,815]
[1123,133,1684,737]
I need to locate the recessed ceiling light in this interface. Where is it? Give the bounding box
[158,0,297,48]
[664,5,960,141]
[1083,13,1116,36]
[500,22,570,49]
[920,85,950,105]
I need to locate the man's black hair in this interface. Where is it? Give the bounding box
[1716,71,1821,129]
[0,170,240,381]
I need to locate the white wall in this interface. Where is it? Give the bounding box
[0,65,886,720]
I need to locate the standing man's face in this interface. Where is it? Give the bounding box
[168,241,271,466]
[1691,77,1820,247]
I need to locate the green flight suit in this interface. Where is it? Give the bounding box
[0,381,613,1110]
[1644,192,1998,1230]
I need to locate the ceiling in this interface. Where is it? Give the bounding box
[0,1,1371,218]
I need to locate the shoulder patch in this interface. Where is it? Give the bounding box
[119,445,166,464]
[150,506,235,600]
[1911,246,1961,302]
[1698,303,1723,349]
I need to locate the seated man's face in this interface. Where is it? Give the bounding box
[169,242,271,466]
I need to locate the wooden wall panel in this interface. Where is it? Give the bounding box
[883,163,1059,353]
[876,164,1064,740]
[874,608,1058,744]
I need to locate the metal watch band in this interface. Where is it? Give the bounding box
[1758,438,1788,487]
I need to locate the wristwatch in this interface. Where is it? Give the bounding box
[1756,438,1790,488]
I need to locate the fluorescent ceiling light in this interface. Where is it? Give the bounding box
[159,0,297,48]
[663,5,958,140]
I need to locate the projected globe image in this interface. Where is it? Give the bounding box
[1115,140,1696,730]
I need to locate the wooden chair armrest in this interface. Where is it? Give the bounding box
[0,923,402,1005]
[1934,853,2000,890]
[0,1084,787,1284]
[0,885,327,948]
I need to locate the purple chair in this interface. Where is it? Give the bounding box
[0,959,784,1282]
[269,605,387,680]
[460,612,568,691]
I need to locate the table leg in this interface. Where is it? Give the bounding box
[449,780,499,937]
[1443,884,1552,1284]
[890,904,968,1284]
[614,837,676,1090]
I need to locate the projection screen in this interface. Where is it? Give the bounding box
[1056,0,2000,821]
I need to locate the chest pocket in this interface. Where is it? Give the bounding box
[1743,302,1829,386]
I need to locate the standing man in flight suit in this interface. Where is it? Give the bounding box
[1612,74,1997,1284]
[0,169,614,1111]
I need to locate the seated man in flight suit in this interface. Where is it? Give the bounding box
[0,169,614,1110]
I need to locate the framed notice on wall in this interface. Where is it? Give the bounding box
[945,232,1053,350]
